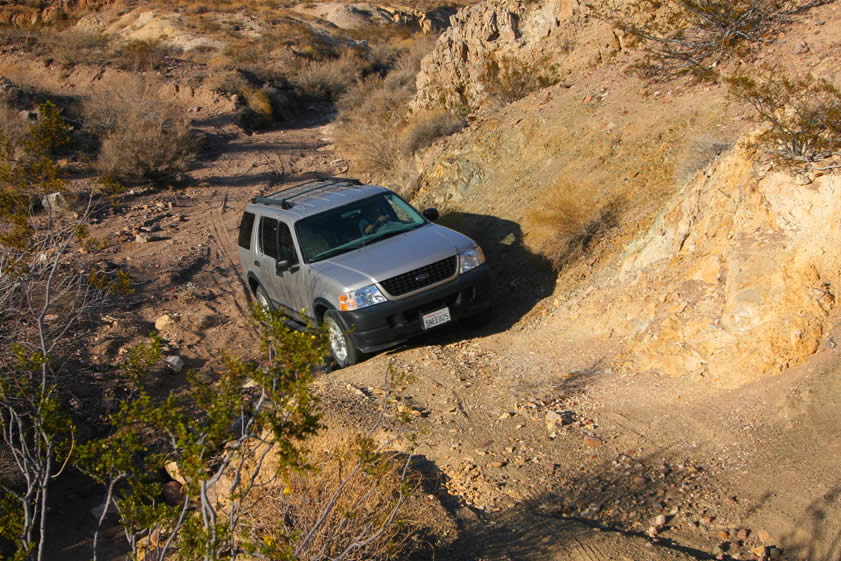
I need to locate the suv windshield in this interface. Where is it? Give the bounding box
[296,193,426,263]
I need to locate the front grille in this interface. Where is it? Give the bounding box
[380,256,457,297]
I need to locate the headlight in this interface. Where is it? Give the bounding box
[340,284,387,311]
[459,246,485,273]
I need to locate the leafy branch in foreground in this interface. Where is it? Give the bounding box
[80,307,418,561]
[0,102,128,561]
[592,0,828,81]
[728,72,841,168]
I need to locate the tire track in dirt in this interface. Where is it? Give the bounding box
[207,193,253,325]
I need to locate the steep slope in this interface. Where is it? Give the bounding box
[408,0,841,388]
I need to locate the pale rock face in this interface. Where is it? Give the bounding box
[412,0,595,114]
[595,146,841,386]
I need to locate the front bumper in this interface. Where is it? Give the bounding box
[335,264,492,354]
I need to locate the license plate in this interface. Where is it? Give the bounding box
[422,307,451,330]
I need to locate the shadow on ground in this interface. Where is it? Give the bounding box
[396,211,554,353]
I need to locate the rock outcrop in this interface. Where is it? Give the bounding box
[412,0,619,113]
[566,145,841,386]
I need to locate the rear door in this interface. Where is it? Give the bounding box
[256,214,305,320]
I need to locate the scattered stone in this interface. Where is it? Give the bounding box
[647,526,658,538]
[488,461,506,468]
[736,528,750,541]
[717,529,730,540]
[155,314,173,330]
[632,475,647,487]
[767,546,782,560]
[752,545,767,558]
[164,461,186,485]
[583,95,593,103]
[583,436,602,447]
[651,514,667,528]
[164,355,184,373]
[135,233,152,243]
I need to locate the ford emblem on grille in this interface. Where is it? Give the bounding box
[415,272,430,282]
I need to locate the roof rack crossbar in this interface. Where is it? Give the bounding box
[253,177,362,209]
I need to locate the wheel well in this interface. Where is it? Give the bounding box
[247,275,259,294]
[314,303,329,324]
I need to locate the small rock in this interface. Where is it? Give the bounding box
[583,95,593,103]
[736,528,749,541]
[758,529,772,544]
[651,514,667,528]
[767,546,782,560]
[164,461,186,485]
[135,233,151,243]
[155,315,173,330]
[488,461,506,468]
[164,355,184,373]
[752,545,767,559]
[498,412,511,420]
[583,436,602,447]
[647,526,658,538]
[717,529,730,540]
[632,475,647,487]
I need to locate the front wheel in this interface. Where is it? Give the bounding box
[254,285,273,311]
[324,311,362,368]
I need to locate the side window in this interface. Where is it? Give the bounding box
[278,223,299,264]
[259,217,279,259]
[238,212,255,249]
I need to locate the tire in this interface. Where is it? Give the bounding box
[254,285,273,312]
[324,311,362,368]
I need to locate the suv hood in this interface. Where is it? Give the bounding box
[311,224,474,291]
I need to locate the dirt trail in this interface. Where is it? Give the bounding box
[76,97,841,561]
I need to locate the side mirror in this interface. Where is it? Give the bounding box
[423,208,439,222]
[275,259,291,275]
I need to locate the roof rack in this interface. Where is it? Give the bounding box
[253,177,362,209]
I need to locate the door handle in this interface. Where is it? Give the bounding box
[254,261,260,267]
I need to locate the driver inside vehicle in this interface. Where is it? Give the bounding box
[359,198,392,234]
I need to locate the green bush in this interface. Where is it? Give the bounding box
[728,72,841,166]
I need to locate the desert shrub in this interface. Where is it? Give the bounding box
[596,0,828,81]
[113,39,175,72]
[87,78,197,186]
[291,52,366,100]
[39,29,111,68]
[524,180,622,270]
[202,70,250,96]
[332,39,435,180]
[728,72,841,167]
[478,54,561,104]
[401,110,464,154]
[0,103,30,148]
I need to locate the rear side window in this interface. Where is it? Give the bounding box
[260,217,279,259]
[238,212,255,249]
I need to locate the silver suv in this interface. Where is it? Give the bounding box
[237,178,491,367]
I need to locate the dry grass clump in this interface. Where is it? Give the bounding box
[86,77,197,186]
[291,52,367,101]
[479,54,561,105]
[331,38,436,181]
[113,38,176,72]
[0,103,30,147]
[401,109,464,155]
[241,428,433,561]
[524,180,622,270]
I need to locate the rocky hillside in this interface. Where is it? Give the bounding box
[407,0,841,387]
